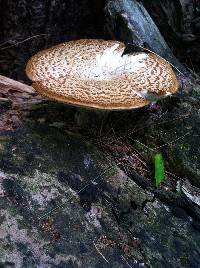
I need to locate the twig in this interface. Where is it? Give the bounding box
[153,131,191,150]
[134,131,191,153]
[128,111,191,137]
[0,34,49,50]
[121,255,133,268]
[0,97,9,102]
[93,242,109,263]
[0,75,35,94]
[165,171,183,180]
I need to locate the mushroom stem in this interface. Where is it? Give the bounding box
[75,108,110,132]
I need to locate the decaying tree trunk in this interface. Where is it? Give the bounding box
[105,0,183,70]
[141,0,200,75]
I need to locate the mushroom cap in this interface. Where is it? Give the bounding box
[26,39,179,110]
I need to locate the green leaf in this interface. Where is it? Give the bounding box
[154,153,165,187]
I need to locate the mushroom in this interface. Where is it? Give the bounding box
[26,39,179,110]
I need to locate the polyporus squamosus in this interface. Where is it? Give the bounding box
[26,39,179,110]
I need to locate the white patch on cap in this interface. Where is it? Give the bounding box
[165,92,172,96]
[80,44,148,80]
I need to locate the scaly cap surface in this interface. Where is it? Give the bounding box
[26,39,179,110]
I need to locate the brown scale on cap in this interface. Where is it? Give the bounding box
[26,39,179,110]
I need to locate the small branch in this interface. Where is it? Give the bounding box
[0,75,35,94]
[121,255,133,268]
[93,242,109,264]
[0,97,9,102]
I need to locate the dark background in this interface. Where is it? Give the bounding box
[0,0,199,81]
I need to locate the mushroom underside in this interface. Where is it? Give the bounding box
[32,82,150,110]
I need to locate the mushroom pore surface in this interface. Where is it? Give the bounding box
[26,39,179,110]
